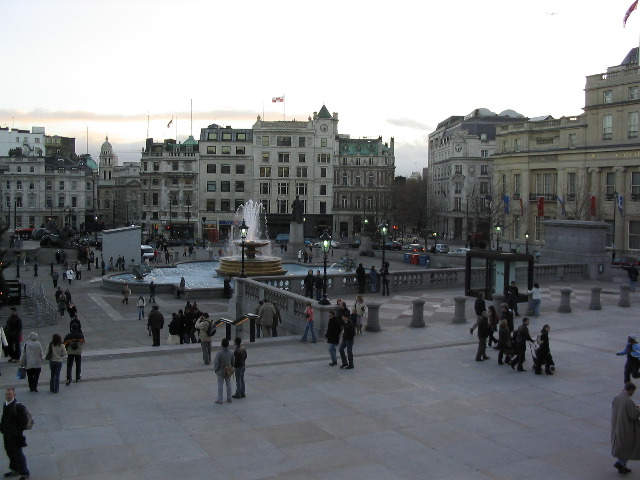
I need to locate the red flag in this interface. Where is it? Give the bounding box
[537,197,544,217]
[590,195,597,217]
[272,96,284,103]
[519,198,524,217]
[625,0,638,26]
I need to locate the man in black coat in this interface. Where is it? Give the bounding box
[470,292,486,335]
[147,305,165,347]
[4,309,22,363]
[339,313,356,369]
[475,312,491,362]
[510,317,534,371]
[356,264,366,294]
[0,388,29,479]
[303,270,314,298]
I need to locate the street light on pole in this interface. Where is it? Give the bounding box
[379,221,388,270]
[495,223,502,251]
[239,218,248,278]
[186,195,191,241]
[525,231,529,254]
[319,228,331,305]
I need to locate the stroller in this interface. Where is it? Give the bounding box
[529,341,555,373]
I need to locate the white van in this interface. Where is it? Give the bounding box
[141,245,155,260]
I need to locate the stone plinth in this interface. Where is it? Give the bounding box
[619,284,631,307]
[365,301,381,332]
[452,296,467,324]
[589,287,602,310]
[410,299,426,328]
[558,288,572,313]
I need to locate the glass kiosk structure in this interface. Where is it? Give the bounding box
[465,250,534,301]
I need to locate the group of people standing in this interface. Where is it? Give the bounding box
[355,263,390,295]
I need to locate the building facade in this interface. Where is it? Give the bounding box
[0,127,45,157]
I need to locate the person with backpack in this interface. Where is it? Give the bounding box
[213,338,234,404]
[195,313,216,365]
[0,387,31,479]
[63,325,85,385]
[232,337,247,399]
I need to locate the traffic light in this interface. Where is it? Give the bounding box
[154,224,159,232]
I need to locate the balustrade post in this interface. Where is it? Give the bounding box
[558,288,572,313]
[365,301,381,332]
[589,287,602,310]
[619,284,631,308]
[452,296,467,324]
[410,299,426,328]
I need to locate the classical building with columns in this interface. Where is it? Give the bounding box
[492,48,640,255]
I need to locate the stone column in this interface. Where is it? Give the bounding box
[493,293,505,311]
[525,291,535,316]
[452,296,467,324]
[365,301,381,332]
[410,299,426,328]
[558,288,572,313]
[619,284,631,307]
[589,287,602,310]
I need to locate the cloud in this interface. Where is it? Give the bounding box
[386,117,433,131]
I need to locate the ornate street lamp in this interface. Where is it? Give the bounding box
[495,223,502,251]
[379,221,388,270]
[239,218,249,278]
[431,231,437,250]
[524,230,529,254]
[319,228,332,305]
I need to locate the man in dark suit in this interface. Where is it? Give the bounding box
[0,388,29,479]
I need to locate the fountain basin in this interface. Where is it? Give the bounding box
[217,256,287,277]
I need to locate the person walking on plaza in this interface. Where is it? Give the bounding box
[497,319,512,365]
[314,270,323,302]
[63,325,84,385]
[147,305,165,347]
[232,337,247,399]
[509,281,520,316]
[300,302,316,343]
[5,308,22,364]
[533,324,554,375]
[51,270,58,288]
[475,309,491,362]
[510,317,534,372]
[56,295,67,319]
[623,264,639,293]
[213,338,234,404]
[1,387,30,480]
[381,261,391,296]
[611,382,640,474]
[356,263,366,294]
[137,295,146,321]
[354,295,366,335]
[121,282,131,304]
[528,282,541,317]
[325,311,341,366]
[369,266,378,293]
[19,333,45,393]
[339,312,356,369]
[195,313,215,365]
[470,291,486,335]
[257,300,275,339]
[271,301,281,337]
[46,333,67,393]
[149,281,156,303]
[617,335,640,384]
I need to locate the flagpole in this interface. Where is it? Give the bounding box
[283,94,286,121]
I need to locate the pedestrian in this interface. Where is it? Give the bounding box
[167,313,181,345]
[19,333,45,393]
[257,300,275,338]
[486,305,499,348]
[121,282,131,304]
[304,270,314,298]
[176,277,186,299]
[356,263,366,294]
[182,308,197,344]
[45,333,67,393]
[69,315,82,333]
[533,324,554,375]
[369,266,378,293]
[147,305,165,347]
[381,261,391,296]
[617,335,640,384]
[354,295,366,335]
[137,295,145,321]
[66,268,75,285]
[500,302,514,333]
[475,308,491,362]
[339,312,356,369]
[509,317,534,371]
[51,270,58,288]
[300,302,316,343]
[505,288,518,317]
[325,311,341,366]
[57,296,67,318]
[63,325,84,385]
[0,387,30,479]
[75,261,81,280]
[497,319,512,365]
[149,281,156,303]
[232,337,247,399]
[509,281,520,316]
[271,301,281,337]
[470,291,486,334]
[4,308,22,363]
[611,382,640,474]
[528,282,541,317]
[195,312,215,365]
[297,249,302,263]
[314,270,323,302]
[623,264,639,293]
[223,276,232,299]
[66,301,77,319]
[213,338,234,404]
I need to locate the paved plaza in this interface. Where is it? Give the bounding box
[0,250,637,479]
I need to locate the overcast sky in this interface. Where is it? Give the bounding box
[2,0,640,175]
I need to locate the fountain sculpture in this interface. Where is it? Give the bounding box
[216,200,287,277]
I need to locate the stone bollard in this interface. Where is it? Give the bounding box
[452,296,467,324]
[525,291,535,316]
[410,299,426,328]
[589,287,602,310]
[492,293,505,311]
[365,302,381,332]
[558,288,572,313]
[619,284,631,307]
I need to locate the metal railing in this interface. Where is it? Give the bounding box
[19,281,58,328]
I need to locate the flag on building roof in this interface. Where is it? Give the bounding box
[167,118,173,128]
[272,96,284,103]
[624,0,638,27]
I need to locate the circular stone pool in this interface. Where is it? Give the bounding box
[107,261,350,288]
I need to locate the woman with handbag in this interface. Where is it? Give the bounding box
[46,334,67,393]
[19,333,45,392]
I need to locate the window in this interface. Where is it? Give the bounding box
[259,167,271,177]
[535,173,557,196]
[207,181,216,192]
[369,158,375,165]
[454,182,462,194]
[221,181,231,192]
[59,181,64,190]
[278,153,290,163]
[221,164,231,174]
[261,200,270,213]
[355,176,361,186]
[567,172,576,200]
[172,162,179,171]
[342,174,348,186]
[631,86,639,100]
[72,197,77,208]
[606,171,616,196]
[277,167,290,177]
[221,200,231,212]
[502,140,508,152]
[320,185,327,195]
[207,164,216,173]
[237,133,246,141]
[355,197,361,209]
[142,193,147,205]
[30,166,35,173]
[152,179,159,186]
[152,193,159,206]
[633,172,640,198]
[236,146,245,154]
[569,133,577,148]
[368,174,375,186]
[321,138,327,147]
[298,137,306,147]
[298,153,306,163]
[208,132,217,140]
[479,182,489,194]
[276,136,292,146]
[341,195,348,208]
[481,150,489,158]
[206,199,216,212]
[454,165,462,175]
[514,139,521,152]
[262,136,269,146]
[296,167,308,177]
[278,182,289,195]
[355,158,361,166]
[481,165,488,175]
[16,166,21,173]
[185,178,192,186]
[604,90,613,104]
[454,197,461,211]
[319,201,326,214]
[262,153,270,162]
[29,182,35,190]
[235,181,244,192]
[222,146,231,154]
[16,181,21,190]
[222,132,232,141]
[296,182,307,195]
[277,199,288,214]
[14,197,22,208]
[235,165,245,174]
[143,162,148,171]
[630,112,639,138]
[207,146,216,154]
[260,182,271,195]
[320,167,327,178]
[603,114,613,140]
[153,162,160,171]
[318,154,330,163]
[341,157,347,166]
[630,221,640,250]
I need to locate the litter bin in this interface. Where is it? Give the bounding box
[410,254,419,265]
[404,253,411,264]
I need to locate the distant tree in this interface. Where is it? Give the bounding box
[8,148,22,157]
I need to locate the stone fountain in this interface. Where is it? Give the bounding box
[216,200,287,277]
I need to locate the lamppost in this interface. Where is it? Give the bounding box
[495,223,502,251]
[613,190,619,251]
[524,230,529,254]
[379,221,388,270]
[431,231,437,251]
[239,218,248,278]
[319,228,331,305]
[94,215,98,245]
[186,195,191,241]
[15,251,20,279]
[169,195,174,239]
[202,217,207,244]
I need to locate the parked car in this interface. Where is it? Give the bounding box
[313,240,341,248]
[403,244,425,252]
[612,256,640,267]
[275,233,289,244]
[384,241,403,250]
[448,247,471,257]
[434,244,450,254]
[141,245,155,260]
[14,228,35,240]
